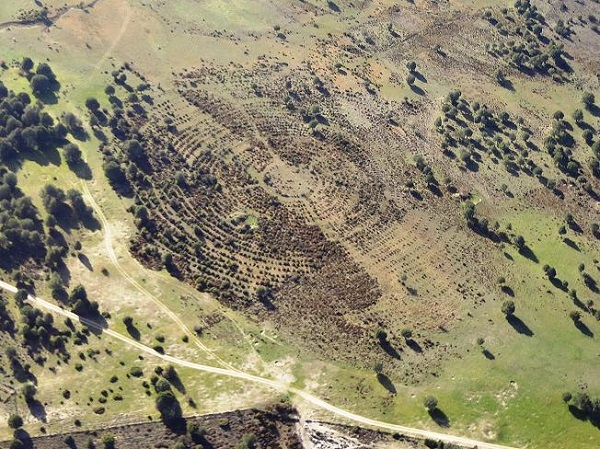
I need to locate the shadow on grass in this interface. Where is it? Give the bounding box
[501,285,515,296]
[77,253,93,271]
[26,399,47,423]
[407,339,423,353]
[507,315,534,337]
[376,373,397,394]
[428,408,450,427]
[575,320,594,338]
[563,238,580,251]
[518,245,538,263]
[126,323,141,341]
[13,429,33,449]
[409,84,425,96]
[380,339,401,359]
[482,349,495,360]
[69,160,93,180]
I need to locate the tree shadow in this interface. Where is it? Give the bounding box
[465,159,479,172]
[410,190,423,201]
[575,320,594,338]
[327,0,341,12]
[563,238,580,251]
[27,398,47,423]
[190,431,215,449]
[587,104,600,118]
[10,359,37,383]
[80,212,101,231]
[93,127,108,142]
[380,339,401,359]
[501,285,515,296]
[409,84,425,96]
[79,313,108,336]
[569,404,588,420]
[414,71,427,83]
[13,429,33,449]
[518,245,539,263]
[376,373,397,394]
[77,253,93,271]
[69,126,89,142]
[164,415,186,435]
[550,276,568,292]
[167,370,187,395]
[567,220,583,233]
[499,78,515,91]
[584,275,599,293]
[482,349,495,360]
[406,339,423,353]
[507,315,534,336]
[125,323,141,341]
[428,408,450,427]
[70,160,93,180]
[428,184,443,197]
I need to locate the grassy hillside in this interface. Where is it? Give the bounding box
[0,0,599,448]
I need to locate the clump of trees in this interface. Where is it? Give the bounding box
[68,285,99,317]
[563,390,600,425]
[40,184,96,231]
[484,1,571,81]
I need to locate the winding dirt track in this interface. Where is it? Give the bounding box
[75,182,521,449]
[0,279,520,449]
[0,1,520,446]
[79,181,242,373]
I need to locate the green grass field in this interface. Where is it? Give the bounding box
[0,0,599,447]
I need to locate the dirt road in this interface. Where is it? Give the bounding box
[0,280,520,449]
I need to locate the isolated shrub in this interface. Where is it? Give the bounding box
[101,434,115,449]
[501,300,515,316]
[582,92,595,109]
[85,98,100,111]
[129,366,143,377]
[7,414,23,429]
[423,395,438,411]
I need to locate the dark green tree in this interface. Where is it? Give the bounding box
[501,300,515,316]
[582,92,595,110]
[21,57,34,72]
[85,98,100,111]
[423,395,438,411]
[35,63,56,82]
[63,143,82,166]
[7,414,23,429]
[30,75,51,96]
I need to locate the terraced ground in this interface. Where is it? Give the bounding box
[0,0,599,448]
